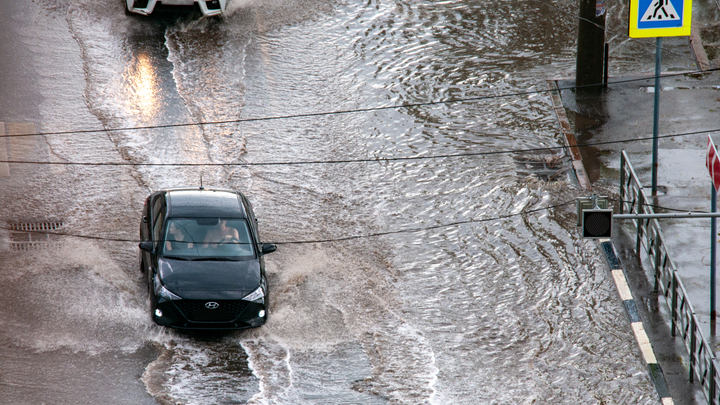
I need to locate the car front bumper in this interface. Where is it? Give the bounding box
[153,299,267,330]
[127,0,224,17]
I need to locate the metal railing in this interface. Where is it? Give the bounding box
[620,150,720,404]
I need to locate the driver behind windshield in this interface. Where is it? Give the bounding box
[163,218,254,258]
[202,219,240,247]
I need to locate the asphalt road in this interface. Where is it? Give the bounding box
[0,0,678,403]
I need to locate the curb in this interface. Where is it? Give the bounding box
[547,80,592,191]
[601,241,674,405]
[690,20,711,71]
[547,82,674,404]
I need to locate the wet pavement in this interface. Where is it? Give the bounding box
[1,0,715,404]
[553,2,720,402]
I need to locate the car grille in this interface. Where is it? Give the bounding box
[174,300,249,322]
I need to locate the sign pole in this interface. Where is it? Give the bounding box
[707,135,720,334]
[712,184,717,334]
[630,0,692,195]
[652,37,661,196]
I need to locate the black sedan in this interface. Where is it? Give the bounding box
[139,187,276,330]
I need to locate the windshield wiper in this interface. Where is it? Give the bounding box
[162,255,192,261]
[192,257,239,261]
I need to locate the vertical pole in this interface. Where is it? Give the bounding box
[690,315,696,383]
[654,246,660,292]
[620,152,626,214]
[603,43,609,88]
[671,273,678,337]
[637,195,645,255]
[652,38,662,196]
[576,0,606,89]
[654,233,662,292]
[713,184,717,335]
[655,233,662,277]
[710,359,716,404]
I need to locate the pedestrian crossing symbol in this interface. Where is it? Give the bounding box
[641,0,680,26]
[629,0,691,38]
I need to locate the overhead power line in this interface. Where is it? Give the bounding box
[6,199,699,246]
[271,200,575,244]
[1,127,719,167]
[3,201,575,246]
[1,68,718,141]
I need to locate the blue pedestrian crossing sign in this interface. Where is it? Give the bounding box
[629,0,691,38]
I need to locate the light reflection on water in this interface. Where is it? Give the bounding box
[128,52,160,119]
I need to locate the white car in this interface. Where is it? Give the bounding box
[125,0,228,17]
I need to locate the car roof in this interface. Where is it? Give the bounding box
[164,187,248,218]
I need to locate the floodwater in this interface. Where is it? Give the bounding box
[0,0,664,403]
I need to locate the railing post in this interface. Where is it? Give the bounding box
[636,193,647,255]
[671,273,678,337]
[690,316,696,383]
[636,218,643,256]
[654,233,661,292]
[620,152,626,214]
[710,357,717,405]
[635,219,644,254]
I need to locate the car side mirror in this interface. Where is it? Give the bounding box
[138,241,155,252]
[261,243,277,254]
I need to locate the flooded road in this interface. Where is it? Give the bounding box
[0,0,661,403]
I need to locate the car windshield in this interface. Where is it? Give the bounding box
[162,218,256,259]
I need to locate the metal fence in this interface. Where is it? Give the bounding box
[620,150,720,404]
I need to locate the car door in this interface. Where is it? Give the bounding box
[242,195,263,254]
[240,194,269,279]
[140,195,153,273]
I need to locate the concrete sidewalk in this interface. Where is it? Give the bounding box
[559,70,720,324]
[554,63,720,404]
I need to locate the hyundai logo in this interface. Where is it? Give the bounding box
[205,302,220,310]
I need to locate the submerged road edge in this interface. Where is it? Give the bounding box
[547,80,674,404]
[547,80,592,191]
[602,240,674,405]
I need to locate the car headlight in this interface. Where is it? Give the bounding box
[242,286,264,302]
[154,273,182,302]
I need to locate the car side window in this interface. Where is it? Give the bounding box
[153,209,165,248]
[242,196,260,241]
[152,194,164,223]
[152,196,166,247]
